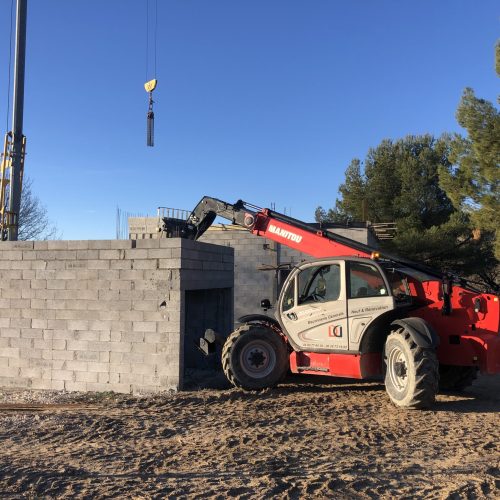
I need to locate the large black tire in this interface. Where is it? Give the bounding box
[222,324,289,390]
[384,327,439,409]
[439,365,478,392]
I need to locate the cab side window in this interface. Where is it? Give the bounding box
[282,278,295,312]
[298,264,341,305]
[349,262,388,298]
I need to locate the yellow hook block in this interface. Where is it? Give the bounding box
[144,79,158,93]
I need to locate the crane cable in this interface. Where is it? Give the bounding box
[145,0,158,147]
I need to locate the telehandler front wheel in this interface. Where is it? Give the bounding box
[384,327,439,409]
[222,324,288,390]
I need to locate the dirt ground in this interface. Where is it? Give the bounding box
[0,374,499,499]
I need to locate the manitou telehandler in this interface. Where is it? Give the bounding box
[161,197,500,409]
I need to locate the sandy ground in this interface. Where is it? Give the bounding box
[0,374,499,499]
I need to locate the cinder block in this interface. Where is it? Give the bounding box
[132,259,158,270]
[109,342,132,353]
[0,365,20,377]
[21,328,43,339]
[131,363,156,376]
[8,357,30,367]
[110,280,132,290]
[98,310,121,321]
[98,270,120,281]
[0,347,20,358]
[52,350,75,361]
[51,380,65,390]
[0,328,21,338]
[98,290,120,301]
[0,250,23,260]
[88,240,112,250]
[64,299,88,310]
[99,331,111,342]
[32,319,48,330]
[75,371,98,383]
[110,240,132,250]
[64,381,88,392]
[87,260,110,270]
[29,358,53,368]
[76,250,99,260]
[46,299,67,310]
[66,240,90,250]
[147,249,171,259]
[75,351,100,362]
[46,280,66,290]
[135,239,160,249]
[65,280,88,291]
[2,288,22,299]
[66,340,89,351]
[52,369,74,381]
[110,260,132,270]
[87,362,109,373]
[67,320,89,331]
[131,343,157,354]
[10,338,33,349]
[158,258,182,269]
[33,339,51,350]
[125,249,148,260]
[10,260,34,270]
[30,379,54,390]
[132,321,157,333]
[19,367,42,378]
[120,331,144,343]
[2,241,33,250]
[119,373,143,385]
[86,382,131,394]
[65,360,88,371]
[21,348,42,359]
[119,310,144,322]
[118,270,145,281]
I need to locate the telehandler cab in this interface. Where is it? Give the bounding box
[161,196,500,409]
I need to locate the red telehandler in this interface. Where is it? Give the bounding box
[161,196,500,409]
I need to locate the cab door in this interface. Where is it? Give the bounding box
[346,260,395,351]
[278,260,349,352]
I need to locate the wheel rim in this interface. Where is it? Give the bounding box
[387,345,409,392]
[239,340,276,379]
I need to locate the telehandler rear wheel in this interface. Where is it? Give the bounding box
[384,327,439,409]
[222,324,288,390]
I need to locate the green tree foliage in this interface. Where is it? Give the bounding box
[438,88,500,259]
[316,135,497,284]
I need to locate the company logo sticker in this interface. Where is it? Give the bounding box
[268,224,303,243]
[329,325,343,338]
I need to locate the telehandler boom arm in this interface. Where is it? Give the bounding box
[167,196,453,282]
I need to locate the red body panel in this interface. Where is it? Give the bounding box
[290,351,382,379]
[410,282,500,373]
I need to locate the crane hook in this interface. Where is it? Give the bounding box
[145,79,157,147]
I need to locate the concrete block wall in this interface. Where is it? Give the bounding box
[0,239,233,393]
[199,228,300,319]
[128,216,376,321]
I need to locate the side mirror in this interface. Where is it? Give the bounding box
[260,298,272,311]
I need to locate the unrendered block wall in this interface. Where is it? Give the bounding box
[0,239,233,393]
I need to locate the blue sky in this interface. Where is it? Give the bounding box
[0,0,498,240]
